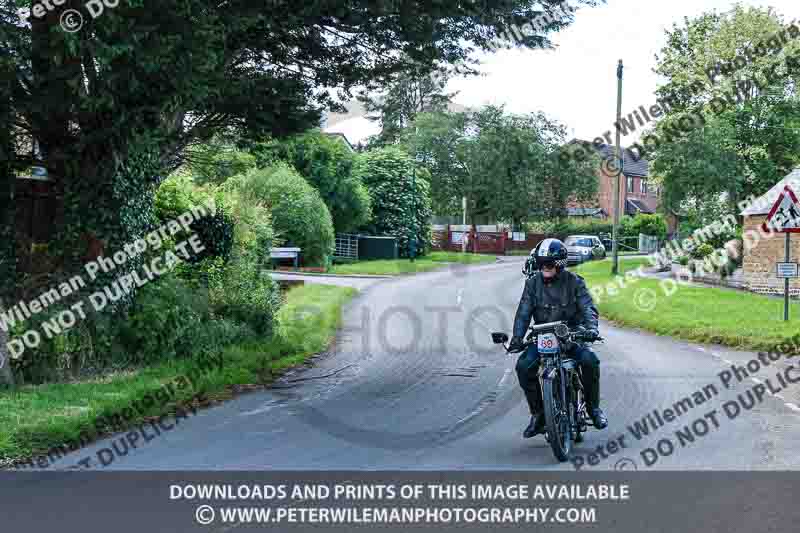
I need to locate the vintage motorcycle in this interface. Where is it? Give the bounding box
[492,321,604,462]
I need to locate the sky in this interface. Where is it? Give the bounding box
[326,0,800,147]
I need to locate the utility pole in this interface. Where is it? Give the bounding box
[409,127,421,262]
[612,59,624,276]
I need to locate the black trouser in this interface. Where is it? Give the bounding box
[515,343,601,414]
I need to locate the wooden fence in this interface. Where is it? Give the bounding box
[431,225,545,255]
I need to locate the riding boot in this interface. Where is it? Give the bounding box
[523,379,546,438]
[583,365,600,410]
[524,379,543,415]
[583,365,608,429]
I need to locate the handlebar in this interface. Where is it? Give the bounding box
[492,321,604,353]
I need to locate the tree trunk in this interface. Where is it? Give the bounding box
[0,312,15,388]
[0,54,15,388]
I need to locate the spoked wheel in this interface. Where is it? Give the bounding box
[542,375,572,462]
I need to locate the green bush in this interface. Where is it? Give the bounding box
[625,214,668,240]
[209,251,281,336]
[111,274,217,364]
[356,147,433,257]
[528,214,667,243]
[218,181,275,267]
[251,131,373,233]
[10,273,254,383]
[188,203,235,264]
[154,174,212,223]
[691,243,715,260]
[237,163,335,266]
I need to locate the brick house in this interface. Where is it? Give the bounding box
[565,140,677,232]
[740,169,800,297]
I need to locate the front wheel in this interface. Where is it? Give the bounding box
[542,374,572,462]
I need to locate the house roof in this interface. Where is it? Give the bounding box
[626,198,654,215]
[570,139,649,178]
[740,168,800,216]
[567,207,607,217]
[323,132,355,152]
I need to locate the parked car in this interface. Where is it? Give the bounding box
[564,235,606,265]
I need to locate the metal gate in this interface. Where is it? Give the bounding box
[334,233,359,260]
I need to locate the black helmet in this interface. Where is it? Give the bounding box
[533,238,569,269]
[522,238,569,277]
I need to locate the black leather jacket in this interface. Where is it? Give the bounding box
[512,270,599,340]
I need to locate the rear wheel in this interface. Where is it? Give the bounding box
[542,374,572,462]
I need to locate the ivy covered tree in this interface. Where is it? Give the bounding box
[356,147,432,257]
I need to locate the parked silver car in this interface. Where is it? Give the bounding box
[565,235,606,265]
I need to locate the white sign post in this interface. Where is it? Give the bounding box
[763,186,800,321]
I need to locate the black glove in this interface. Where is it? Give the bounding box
[583,329,600,342]
[508,336,525,352]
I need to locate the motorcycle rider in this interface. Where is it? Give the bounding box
[510,238,608,438]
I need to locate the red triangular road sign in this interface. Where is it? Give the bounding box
[763,185,800,233]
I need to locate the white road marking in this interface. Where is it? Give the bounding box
[695,348,798,412]
[498,368,512,387]
[457,288,464,306]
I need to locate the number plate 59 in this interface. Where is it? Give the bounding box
[537,333,559,354]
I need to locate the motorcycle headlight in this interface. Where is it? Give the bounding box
[581,249,590,255]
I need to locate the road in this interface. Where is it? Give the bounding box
[49,259,800,470]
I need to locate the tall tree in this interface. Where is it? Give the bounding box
[357,63,457,147]
[403,106,598,226]
[356,146,432,256]
[650,5,800,216]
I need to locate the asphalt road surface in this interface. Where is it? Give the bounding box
[49,259,800,470]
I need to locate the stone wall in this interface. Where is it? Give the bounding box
[742,215,800,296]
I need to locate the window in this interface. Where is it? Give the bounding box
[642,180,649,195]
[627,176,634,193]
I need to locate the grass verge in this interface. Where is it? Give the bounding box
[576,259,800,351]
[0,284,356,468]
[327,251,497,276]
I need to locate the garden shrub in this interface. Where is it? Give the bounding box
[691,243,715,260]
[251,131,373,233]
[208,251,281,336]
[237,163,334,266]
